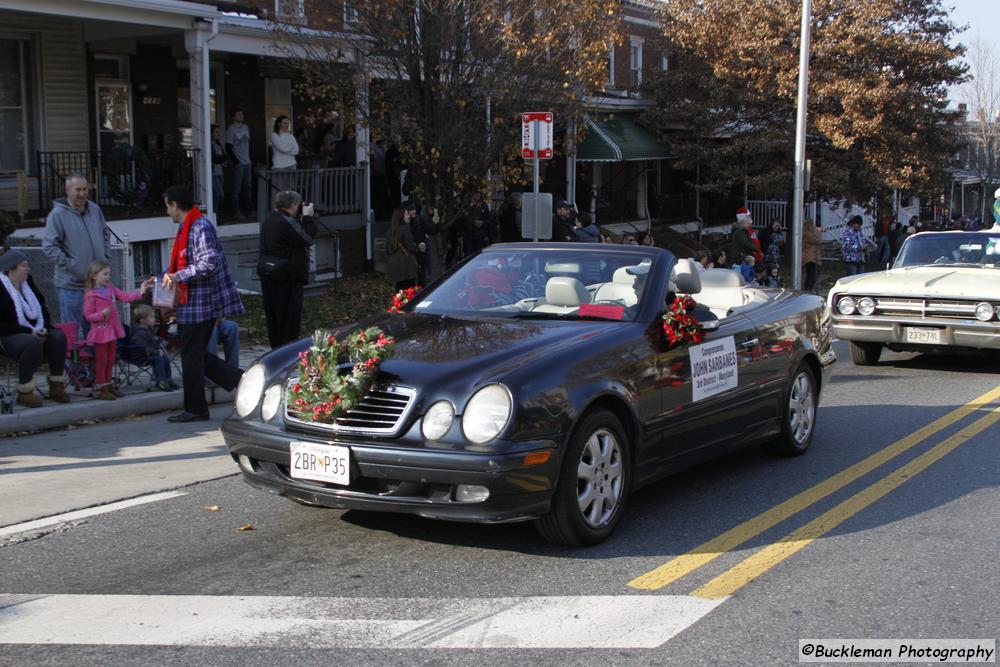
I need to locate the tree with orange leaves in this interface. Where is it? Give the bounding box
[643,0,966,205]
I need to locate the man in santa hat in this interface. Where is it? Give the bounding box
[731,207,763,265]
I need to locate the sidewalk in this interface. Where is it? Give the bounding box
[0,344,270,436]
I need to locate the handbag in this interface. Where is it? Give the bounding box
[257,254,289,279]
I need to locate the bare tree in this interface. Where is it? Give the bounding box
[960,35,1000,222]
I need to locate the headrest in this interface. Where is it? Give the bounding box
[700,268,746,288]
[671,258,702,294]
[612,266,635,284]
[545,276,590,307]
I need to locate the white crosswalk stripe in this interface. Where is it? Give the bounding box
[0,593,725,649]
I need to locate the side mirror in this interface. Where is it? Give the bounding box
[701,319,720,332]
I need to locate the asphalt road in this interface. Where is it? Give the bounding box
[1,341,998,666]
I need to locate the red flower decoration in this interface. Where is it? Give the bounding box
[661,296,705,349]
[387,286,422,313]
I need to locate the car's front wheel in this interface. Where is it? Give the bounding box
[763,363,817,457]
[849,341,882,365]
[535,408,631,546]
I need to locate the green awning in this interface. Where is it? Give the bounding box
[576,116,671,162]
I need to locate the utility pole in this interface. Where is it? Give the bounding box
[791,0,813,291]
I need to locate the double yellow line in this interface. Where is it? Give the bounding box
[628,385,1000,599]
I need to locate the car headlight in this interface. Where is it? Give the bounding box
[421,400,455,441]
[462,384,512,444]
[975,302,994,322]
[857,297,876,316]
[235,364,266,417]
[836,296,856,315]
[260,383,284,421]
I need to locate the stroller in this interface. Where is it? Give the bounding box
[53,322,96,391]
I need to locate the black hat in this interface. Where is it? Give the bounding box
[555,199,572,210]
[402,201,418,211]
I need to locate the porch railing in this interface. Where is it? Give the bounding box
[747,199,787,228]
[256,166,364,223]
[37,149,199,218]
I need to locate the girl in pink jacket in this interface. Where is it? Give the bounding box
[84,261,155,400]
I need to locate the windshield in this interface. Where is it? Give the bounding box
[409,247,665,321]
[894,233,1000,269]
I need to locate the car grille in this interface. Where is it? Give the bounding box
[284,382,416,436]
[872,297,987,319]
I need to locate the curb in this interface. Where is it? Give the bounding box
[0,388,234,435]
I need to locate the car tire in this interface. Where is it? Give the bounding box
[535,408,631,546]
[849,341,882,366]
[763,363,817,457]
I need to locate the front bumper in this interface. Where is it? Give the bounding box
[833,315,1000,350]
[221,418,560,523]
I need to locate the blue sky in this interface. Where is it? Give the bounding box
[945,0,995,105]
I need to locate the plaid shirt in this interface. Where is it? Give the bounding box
[174,216,245,324]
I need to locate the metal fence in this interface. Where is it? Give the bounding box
[13,242,134,329]
[256,166,364,223]
[37,149,199,218]
[747,200,787,228]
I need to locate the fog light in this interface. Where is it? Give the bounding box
[237,454,256,472]
[837,296,856,315]
[974,302,994,321]
[857,297,876,316]
[455,484,490,503]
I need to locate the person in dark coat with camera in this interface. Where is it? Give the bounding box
[257,190,318,348]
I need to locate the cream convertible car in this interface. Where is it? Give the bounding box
[829,230,1000,365]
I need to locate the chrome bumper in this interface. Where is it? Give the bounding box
[833,315,1000,350]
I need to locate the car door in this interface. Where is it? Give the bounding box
[636,312,763,483]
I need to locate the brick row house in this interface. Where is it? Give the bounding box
[1,0,368,308]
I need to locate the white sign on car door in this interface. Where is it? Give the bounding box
[689,336,739,402]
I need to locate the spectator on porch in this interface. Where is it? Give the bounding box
[42,173,110,335]
[225,107,253,220]
[332,125,357,168]
[210,125,225,215]
[270,115,299,170]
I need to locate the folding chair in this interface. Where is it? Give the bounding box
[52,322,95,392]
[116,324,157,390]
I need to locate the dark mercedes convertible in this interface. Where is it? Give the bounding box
[222,243,836,545]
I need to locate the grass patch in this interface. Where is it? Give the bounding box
[236,273,395,345]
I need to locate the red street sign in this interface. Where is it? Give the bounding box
[522,112,553,159]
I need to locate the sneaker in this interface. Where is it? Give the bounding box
[167,380,181,390]
[155,381,174,392]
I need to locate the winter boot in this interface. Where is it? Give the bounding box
[16,380,43,408]
[48,375,70,403]
[97,384,117,401]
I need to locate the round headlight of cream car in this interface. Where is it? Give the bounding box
[975,302,994,321]
[462,385,512,444]
[260,384,284,422]
[421,400,455,441]
[837,296,856,315]
[857,297,876,316]
[235,364,266,417]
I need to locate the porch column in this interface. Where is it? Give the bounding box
[185,22,217,219]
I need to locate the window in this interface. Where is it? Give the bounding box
[132,240,163,283]
[659,53,669,71]
[629,37,643,87]
[343,1,358,23]
[275,0,305,19]
[0,38,36,174]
